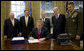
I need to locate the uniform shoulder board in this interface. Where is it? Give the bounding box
[73,12,78,16]
[72,12,78,18]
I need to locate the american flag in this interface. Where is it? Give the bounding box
[29,2,32,17]
[66,1,69,14]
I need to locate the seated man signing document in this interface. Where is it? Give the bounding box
[28,20,50,42]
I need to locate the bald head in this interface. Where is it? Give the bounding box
[9,13,14,19]
[41,11,45,19]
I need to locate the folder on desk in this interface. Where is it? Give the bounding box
[28,39,40,43]
[11,37,25,44]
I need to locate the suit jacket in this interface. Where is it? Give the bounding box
[4,18,19,38]
[65,10,82,38]
[52,14,66,38]
[28,27,50,40]
[40,18,50,33]
[19,16,34,38]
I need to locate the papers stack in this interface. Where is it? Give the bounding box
[28,39,40,43]
[11,37,25,44]
[12,37,24,41]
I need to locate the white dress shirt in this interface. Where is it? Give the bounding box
[55,14,60,19]
[10,19,14,26]
[42,18,45,22]
[25,16,28,27]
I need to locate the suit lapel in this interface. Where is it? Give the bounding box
[14,19,16,26]
[26,16,30,27]
[36,28,39,38]
[55,14,61,24]
[45,18,47,23]
[27,17,29,27]
[23,17,26,27]
[41,18,46,25]
[40,28,43,38]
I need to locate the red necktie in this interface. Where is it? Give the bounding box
[38,29,41,39]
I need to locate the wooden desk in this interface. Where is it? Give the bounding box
[1,39,81,50]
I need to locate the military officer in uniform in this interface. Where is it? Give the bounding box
[65,2,83,46]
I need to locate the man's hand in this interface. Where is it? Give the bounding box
[4,35,7,39]
[75,35,80,40]
[38,38,45,42]
[18,33,22,36]
[29,37,34,40]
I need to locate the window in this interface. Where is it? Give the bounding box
[41,1,54,32]
[73,1,83,10]
[41,1,54,19]
[11,1,25,19]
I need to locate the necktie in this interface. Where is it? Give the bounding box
[55,15,59,19]
[38,29,41,39]
[43,19,45,25]
[56,16,58,19]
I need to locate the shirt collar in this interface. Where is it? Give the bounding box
[38,28,41,32]
[69,10,75,14]
[42,18,45,21]
[25,16,28,18]
[58,14,60,17]
[10,18,14,21]
[55,13,60,18]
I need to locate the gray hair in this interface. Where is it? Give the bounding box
[9,12,14,15]
[37,20,43,25]
[41,11,45,14]
[53,7,59,11]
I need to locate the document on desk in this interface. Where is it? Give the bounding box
[28,39,40,43]
[12,37,24,41]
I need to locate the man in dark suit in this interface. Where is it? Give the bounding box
[52,7,66,39]
[4,13,19,38]
[18,10,34,38]
[28,20,50,42]
[40,11,50,33]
